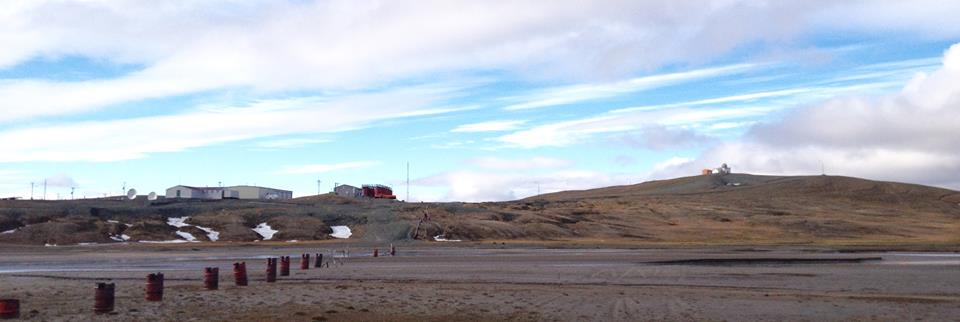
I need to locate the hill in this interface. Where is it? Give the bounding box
[1,174,958,246]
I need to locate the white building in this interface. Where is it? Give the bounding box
[165,185,292,200]
[165,186,239,199]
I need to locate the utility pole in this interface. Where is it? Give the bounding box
[406,162,410,202]
[43,180,47,200]
[71,187,75,200]
[536,181,540,196]
[30,182,34,200]
[122,182,126,197]
[317,180,322,195]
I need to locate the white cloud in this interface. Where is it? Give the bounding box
[451,120,526,133]
[651,157,695,173]
[497,105,773,148]
[501,64,755,111]
[414,169,633,202]
[467,156,573,170]
[254,138,329,149]
[0,85,463,162]
[276,161,381,175]
[654,43,960,189]
[44,173,77,188]
[4,1,960,122]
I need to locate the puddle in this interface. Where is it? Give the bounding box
[646,257,883,266]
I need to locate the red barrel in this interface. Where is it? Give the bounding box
[233,262,248,286]
[314,253,323,268]
[204,267,219,290]
[279,256,290,276]
[300,254,310,270]
[373,248,379,257]
[0,299,19,319]
[266,258,277,283]
[145,273,164,301]
[390,244,396,256]
[94,283,115,314]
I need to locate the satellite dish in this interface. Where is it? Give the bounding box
[147,192,157,201]
[127,188,137,200]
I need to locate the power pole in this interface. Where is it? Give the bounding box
[406,162,410,202]
[43,180,47,200]
[71,187,75,200]
[317,180,322,196]
[30,182,34,200]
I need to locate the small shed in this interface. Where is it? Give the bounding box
[334,184,362,198]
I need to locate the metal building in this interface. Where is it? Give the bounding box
[165,185,292,200]
[165,186,239,199]
[226,185,293,200]
[334,184,362,198]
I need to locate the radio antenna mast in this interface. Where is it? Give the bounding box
[406,162,410,202]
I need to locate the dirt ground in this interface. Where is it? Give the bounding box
[0,242,958,321]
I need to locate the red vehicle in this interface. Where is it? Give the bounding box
[362,184,396,199]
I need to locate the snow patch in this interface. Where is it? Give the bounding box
[330,225,351,239]
[44,243,57,247]
[286,240,299,243]
[175,231,197,242]
[1,229,16,234]
[195,225,220,241]
[433,235,462,242]
[164,216,218,242]
[252,222,278,240]
[78,242,98,246]
[167,216,190,228]
[109,234,131,242]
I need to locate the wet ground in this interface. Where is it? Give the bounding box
[0,244,958,321]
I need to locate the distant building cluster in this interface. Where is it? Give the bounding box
[165,185,293,200]
[334,184,396,199]
[701,163,732,176]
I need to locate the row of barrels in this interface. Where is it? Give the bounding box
[1,246,397,318]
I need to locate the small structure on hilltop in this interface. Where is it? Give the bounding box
[362,184,396,199]
[699,163,731,176]
[716,163,731,175]
[334,184,363,198]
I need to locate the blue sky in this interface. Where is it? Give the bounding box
[1,1,959,201]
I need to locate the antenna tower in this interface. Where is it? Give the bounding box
[406,162,410,201]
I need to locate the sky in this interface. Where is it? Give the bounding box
[1,0,959,202]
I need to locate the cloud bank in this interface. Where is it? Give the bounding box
[655,43,960,189]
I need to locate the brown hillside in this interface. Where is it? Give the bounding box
[1,174,958,246]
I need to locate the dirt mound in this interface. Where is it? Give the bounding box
[124,220,178,241]
[187,212,261,242]
[267,215,332,240]
[0,216,118,245]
